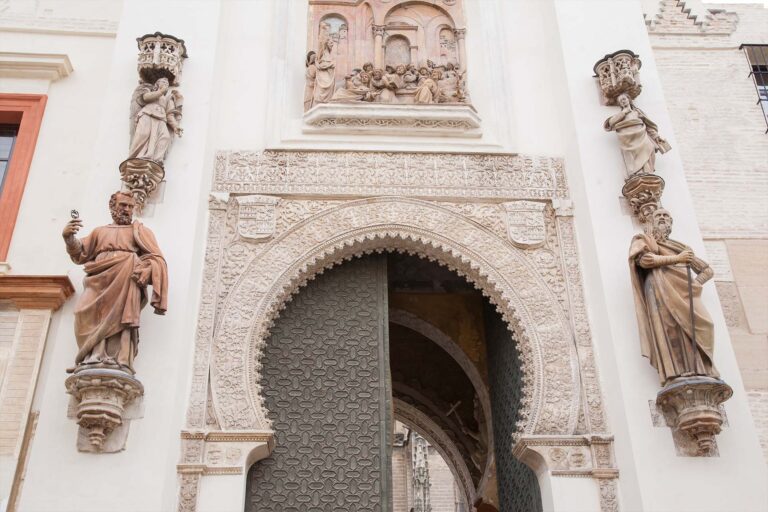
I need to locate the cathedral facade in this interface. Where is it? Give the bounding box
[0,1,766,511]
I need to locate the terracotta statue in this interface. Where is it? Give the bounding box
[604,93,670,177]
[312,29,336,104]
[304,51,317,111]
[628,208,718,386]
[128,77,183,165]
[62,192,168,373]
[414,69,442,104]
[331,71,378,102]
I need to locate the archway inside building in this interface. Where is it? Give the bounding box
[244,252,542,512]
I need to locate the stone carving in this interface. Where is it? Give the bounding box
[621,174,665,224]
[304,51,316,111]
[593,50,642,104]
[122,32,187,209]
[180,149,615,510]
[628,208,732,454]
[305,0,469,111]
[503,201,547,248]
[411,431,431,512]
[214,150,568,200]
[604,93,671,177]
[62,192,168,450]
[235,195,279,241]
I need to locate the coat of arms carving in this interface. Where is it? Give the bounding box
[236,195,279,241]
[502,201,547,248]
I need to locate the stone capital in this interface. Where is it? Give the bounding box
[453,28,467,40]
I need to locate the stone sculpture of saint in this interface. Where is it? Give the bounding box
[128,77,183,165]
[371,68,397,103]
[414,69,442,104]
[332,71,378,102]
[62,192,168,373]
[312,29,336,105]
[628,209,718,386]
[304,51,317,111]
[604,93,671,177]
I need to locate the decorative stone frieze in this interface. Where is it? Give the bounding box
[303,103,482,137]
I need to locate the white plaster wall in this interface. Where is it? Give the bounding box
[552,0,768,510]
[10,1,223,511]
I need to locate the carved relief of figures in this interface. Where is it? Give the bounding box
[304,51,317,111]
[628,209,717,386]
[604,93,670,177]
[128,77,183,164]
[313,24,337,104]
[305,0,469,110]
[414,68,442,104]
[62,192,168,373]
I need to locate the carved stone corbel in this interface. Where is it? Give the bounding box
[593,50,642,105]
[621,174,665,224]
[65,368,144,452]
[656,377,733,456]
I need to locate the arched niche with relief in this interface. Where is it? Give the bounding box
[303,0,479,136]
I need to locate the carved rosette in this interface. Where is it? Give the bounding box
[621,174,665,224]
[656,377,733,456]
[593,50,642,104]
[136,32,188,85]
[65,368,144,451]
[119,158,165,210]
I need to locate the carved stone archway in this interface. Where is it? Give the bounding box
[208,197,581,436]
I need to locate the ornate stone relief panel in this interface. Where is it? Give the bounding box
[179,149,615,510]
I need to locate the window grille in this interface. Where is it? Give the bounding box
[0,125,19,196]
[741,44,768,133]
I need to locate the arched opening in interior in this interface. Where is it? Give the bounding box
[245,253,542,512]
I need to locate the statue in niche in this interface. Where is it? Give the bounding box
[304,51,317,111]
[604,92,671,177]
[628,208,718,386]
[312,25,336,104]
[128,77,183,165]
[414,68,442,104]
[62,192,168,374]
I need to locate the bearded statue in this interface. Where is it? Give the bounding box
[62,192,168,373]
[628,208,718,385]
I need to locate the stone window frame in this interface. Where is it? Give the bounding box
[740,44,768,133]
[0,94,47,261]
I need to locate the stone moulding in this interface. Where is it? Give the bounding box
[213,150,568,200]
[302,103,482,137]
[0,52,73,81]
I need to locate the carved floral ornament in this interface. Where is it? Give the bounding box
[179,150,618,511]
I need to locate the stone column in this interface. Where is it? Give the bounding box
[454,28,467,71]
[373,25,385,69]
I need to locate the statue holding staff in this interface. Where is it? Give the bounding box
[628,209,718,385]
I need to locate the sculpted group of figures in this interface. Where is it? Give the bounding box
[304,49,467,109]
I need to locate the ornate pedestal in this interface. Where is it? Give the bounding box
[656,377,733,456]
[65,367,144,451]
[119,158,165,210]
[621,174,665,223]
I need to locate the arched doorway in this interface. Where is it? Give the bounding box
[245,253,541,511]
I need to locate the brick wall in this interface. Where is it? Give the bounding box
[649,0,768,460]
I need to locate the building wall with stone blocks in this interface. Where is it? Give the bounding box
[648,0,768,461]
[428,446,462,512]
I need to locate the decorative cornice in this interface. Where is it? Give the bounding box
[0,275,74,310]
[0,52,73,81]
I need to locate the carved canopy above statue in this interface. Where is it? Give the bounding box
[305,0,469,109]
